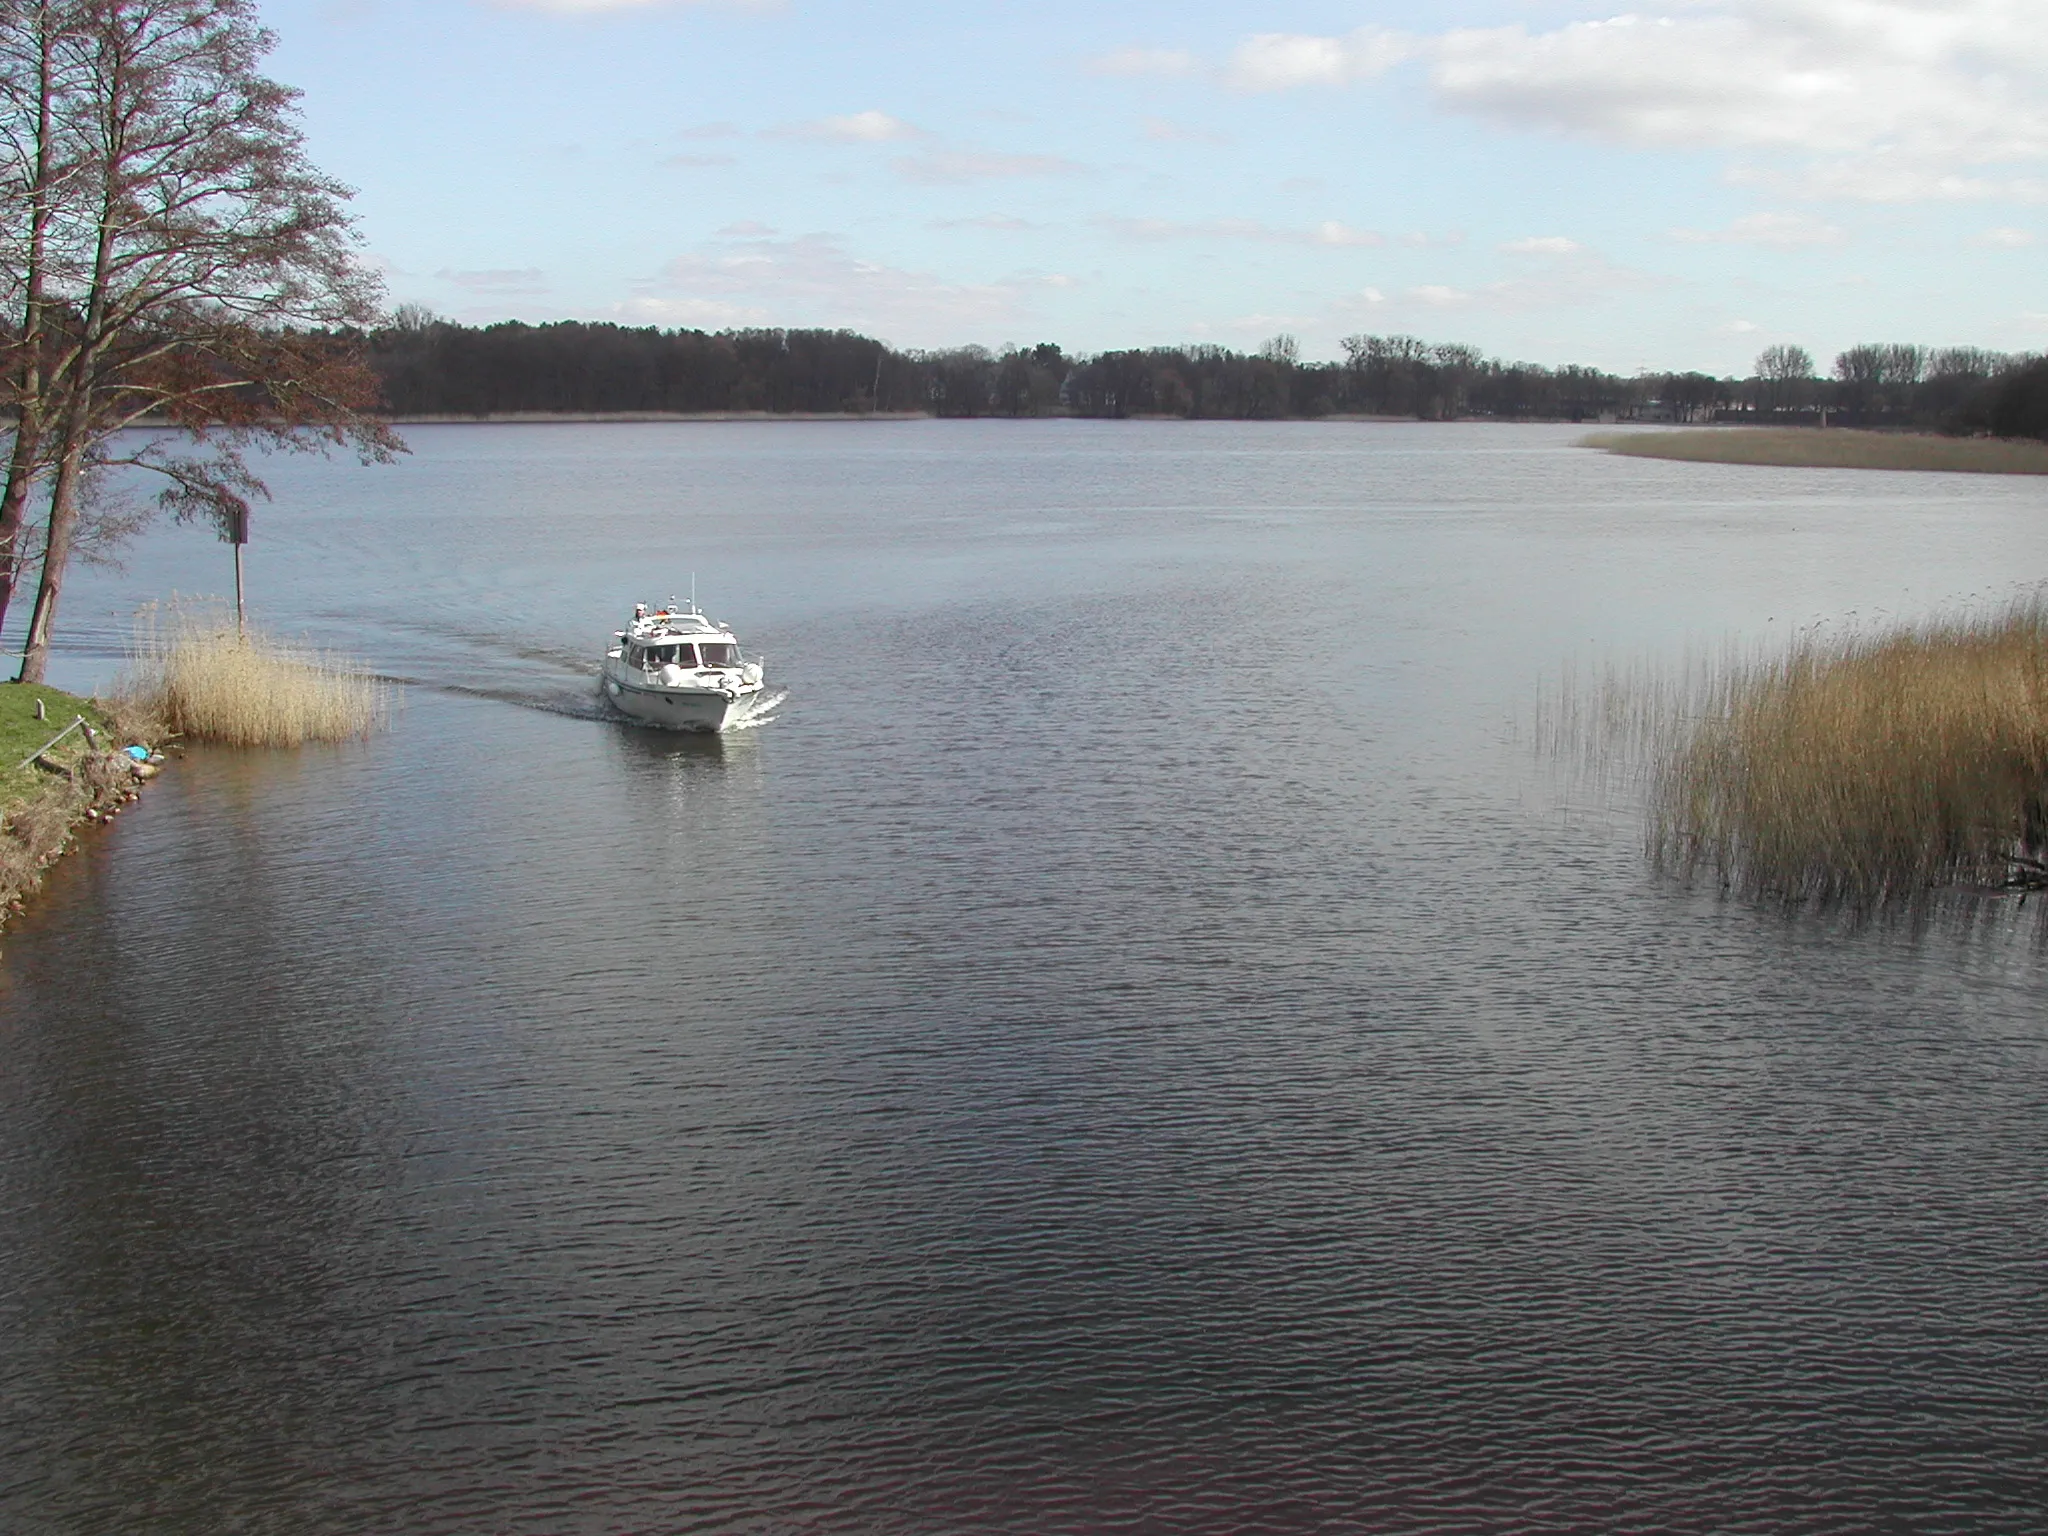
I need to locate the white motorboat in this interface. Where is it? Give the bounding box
[600,600,773,732]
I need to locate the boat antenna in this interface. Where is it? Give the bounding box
[690,572,697,613]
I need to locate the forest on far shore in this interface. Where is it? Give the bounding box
[367,313,2048,438]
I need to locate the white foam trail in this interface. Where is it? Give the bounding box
[728,689,789,730]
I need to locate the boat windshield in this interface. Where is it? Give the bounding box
[643,643,697,669]
[699,642,739,667]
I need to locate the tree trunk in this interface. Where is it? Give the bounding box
[0,0,65,636]
[16,442,82,685]
[0,401,48,640]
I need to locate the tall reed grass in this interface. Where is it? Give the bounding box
[118,607,386,747]
[1583,428,2048,475]
[1555,602,2048,907]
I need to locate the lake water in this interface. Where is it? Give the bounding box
[3,422,2046,1533]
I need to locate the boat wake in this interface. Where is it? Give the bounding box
[727,688,789,730]
[367,626,785,733]
[409,677,619,722]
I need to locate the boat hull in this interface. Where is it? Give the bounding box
[603,674,759,732]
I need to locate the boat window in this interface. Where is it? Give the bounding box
[626,645,644,668]
[666,644,699,668]
[699,642,738,667]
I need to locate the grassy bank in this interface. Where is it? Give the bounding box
[1582,428,2048,474]
[117,610,385,747]
[0,682,110,795]
[0,682,149,925]
[1553,603,2048,909]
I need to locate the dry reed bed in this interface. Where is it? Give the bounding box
[1582,428,2048,475]
[1557,604,2048,908]
[118,610,386,747]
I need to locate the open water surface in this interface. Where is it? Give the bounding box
[2,422,2046,1532]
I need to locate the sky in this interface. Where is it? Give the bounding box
[263,0,2048,373]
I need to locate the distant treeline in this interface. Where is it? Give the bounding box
[366,314,2048,438]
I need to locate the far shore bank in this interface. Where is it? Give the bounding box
[115,412,2048,455]
[1582,427,2048,475]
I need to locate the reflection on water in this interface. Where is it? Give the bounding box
[3,424,2047,1533]
[612,719,738,765]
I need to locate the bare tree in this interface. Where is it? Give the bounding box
[0,0,90,638]
[1753,343,1813,416]
[1833,343,1926,423]
[1258,333,1299,366]
[1341,334,1452,417]
[5,0,399,683]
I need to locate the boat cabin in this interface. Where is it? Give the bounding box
[622,638,741,671]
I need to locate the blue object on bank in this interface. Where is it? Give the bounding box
[124,745,150,762]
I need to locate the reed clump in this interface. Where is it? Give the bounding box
[1583,428,2048,475]
[118,608,385,747]
[1652,603,2048,906]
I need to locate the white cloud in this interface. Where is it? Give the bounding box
[1086,47,1199,78]
[1222,311,1318,334]
[437,267,550,294]
[1124,3,2048,204]
[1314,221,1383,247]
[780,110,923,142]
[1225,28,1414,91]
[1722,319,1761,333]
[1977,225,2037,247]
[492,0,771,11]
[632,232,1039,342]
[1434,16,1847,150]
[1670,210,1845,246]
[1098,216,1268,241]
[1399,248,1659,314]
[1431,5,2048,164]
[1096,216,1383,247]
[617,297,771,325]
[1334,287,1388,313]
[661,153,735,169]
[1730,158,2048,204]
[1501,236,1582,255]
[1142,116,1227,145]
[894,151,1083,184]
[931,215,1040,231]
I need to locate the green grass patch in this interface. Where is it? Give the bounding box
[0,681,150,928]
[1582,427,2048,474]
[0,682,112,818]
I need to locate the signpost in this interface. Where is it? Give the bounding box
[228,504,249,634]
